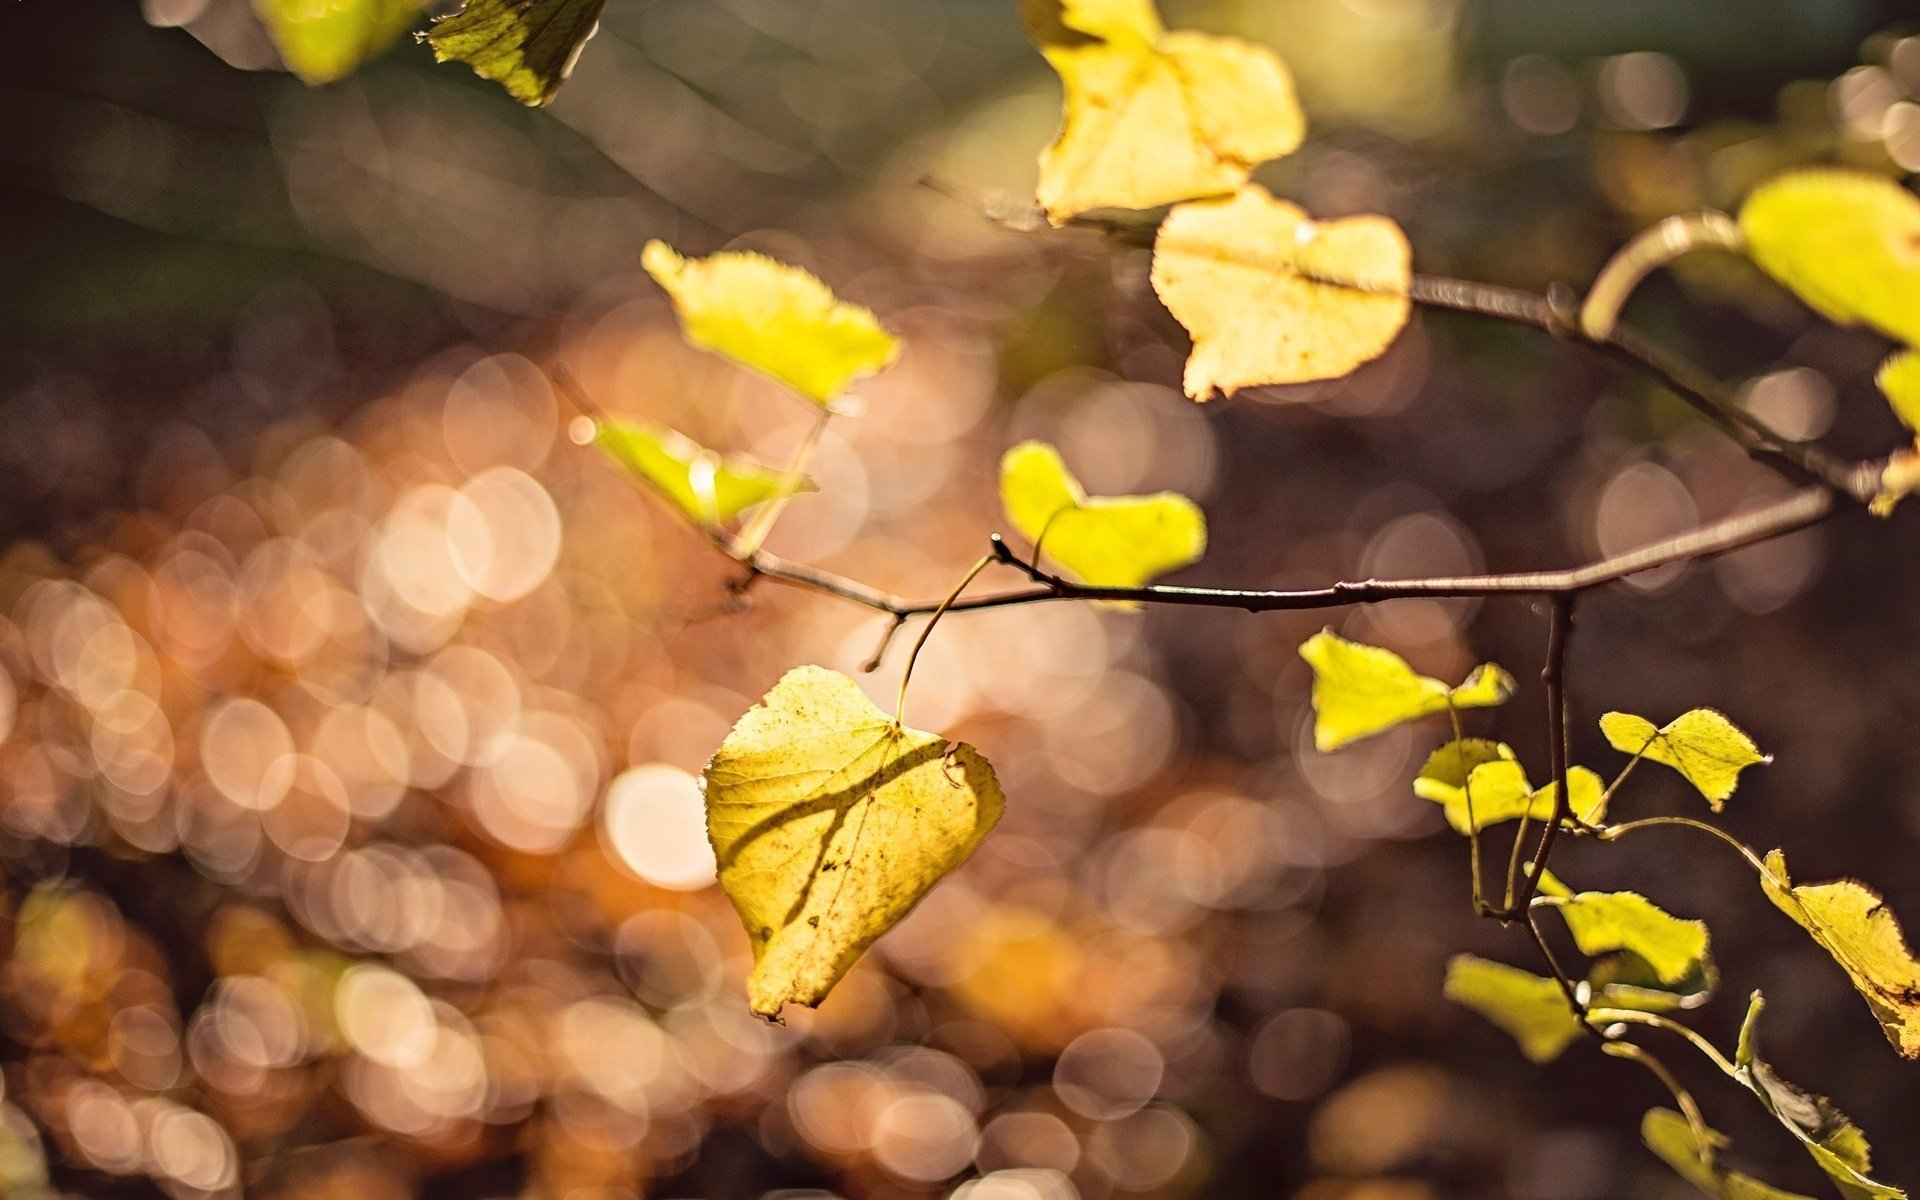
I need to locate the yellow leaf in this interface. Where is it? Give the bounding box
[1877,350,1920,435]
[1738,170,1920,347]
[1760,850,1920,1059]
[1600,709,1768,811]
[642,241,901,407]
[593,419,791,527]
[704,666,1005,1018]
[999,441,1206,591]
[1151,185,1412,399]
[1024,0,1304,222]
[251,0,422,85]
[1415,751,1605,834]
[1551,891,1709,985]
[1642,1108,1817,1200]
[428,0,605,106]
[1299,630,1513,752]
[1443,954,1584,1063]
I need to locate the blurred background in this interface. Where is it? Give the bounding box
[3,0,1920,1197]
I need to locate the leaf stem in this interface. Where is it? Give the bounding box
[1597,815,1767,873]
[1578,210,1745,340]
[1589,1008,1742,1078]
[737,407,831,557]
[895,555,996,728]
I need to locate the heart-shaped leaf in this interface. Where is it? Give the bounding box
[1151,185,1413,399]
[1415,754,1606,834]
[1300,630,1513,752]
[643,241,901,407]
[428,0,607,106]
[704,666,1005,1018]
[1601,709,1768,811]
[252,0,422,85]
[1444,954,1584,1063]
[593,418,792,527]
[1738,170,1920,347]
[999,441,1206,591]
[1760,850,1920,1060]
[1024,0,1304,221]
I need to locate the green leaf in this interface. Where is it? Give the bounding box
[1588,950,1716,1013]
[1600,709,1768,810]
[1877,351,1920,435]
[1549,891,1709,985]
[998,441,1206,594]
[1642,1107,1817,1200]
[1738,170,1920,347]
[1024,0,1304,221]
[1734,993,1907,1200]
[251,0,422,85]
[1299,631,1515,752]
[1760,850,1920,1060]
[1443,954,1585,1063]
[704,666,1005,1018]
[427,0,607,106]
[1413,745,1604,834]
[642,241,901,407]
[593,418,791,527]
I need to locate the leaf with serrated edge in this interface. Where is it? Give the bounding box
[1300,630,1513,753]
[1738,170,1920,347]
[594,419,791,527]
[252,0,421,84]
[1444,954,1583,1063]
[1734,993,1907,1199]
[428,0,606,106]
[1760,851,1920,1060]
[1151,185,1411,399]
[1600,709,1768,810]
[643,241,900,407]
[999,441,1206,593]
[1024,0,1303,221]
[1551,891,1709,985]
[1642,1108,1817,1200]
[704,667,1004,1018]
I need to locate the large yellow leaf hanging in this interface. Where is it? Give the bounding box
[1760,850,1920,1059]
[703,667,1005,1018]
[1738,170,1920,348]
[1151,185,1413,400]
[1599,709,1768,811]
[643,241,901,407]
[1023,0,1304,222]
[998,440,1206,591]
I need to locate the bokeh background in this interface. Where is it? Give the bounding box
[3,0,1920,1197]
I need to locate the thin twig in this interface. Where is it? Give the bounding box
[1508,595,1577,916]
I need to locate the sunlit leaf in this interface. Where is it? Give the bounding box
[1738,170,1920,347]
[593,418,792,527]
[1023,0,1304,221]
[1548,891,1709,985]
[1642,1108,1817,1200]
[1734,993,1907,1199]
[427,0,606,106]
[251,0,422,85]
[1444,954,1584,1063]
[1588,950,1716,1013]
[1151,185,1412,399]
[704,666,1005,1018]
[642,241,901,407]
[999,441,1206,593]
[1760,850,1920,1060]
[1877,351,1920,434]
[1600,709,1768,811]
[1300,631,1513,753]
[1418,758,1605,834]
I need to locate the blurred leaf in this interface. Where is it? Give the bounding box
[1600,709,1768,810]
[704,666,1005,1018]
[1300,630,1513,752]
[251,0,422,85]
[1642,1107,1816,1200]
[999,440,1206,594]
[1760,851,1920,1060]
[1151,185,1412,399]
[1589,950,1717,1012]
[1877,351,1920,434]
[642,241,901,407]
[1550,891,1709,985]
[1734,994,1907,1199]
[1738,170,1920,348]
[1444,954,1584,1063]
[427,0,606,106]
[1419,758,1605,834]
[1024,0,1303,221]
[594,418,791,528]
